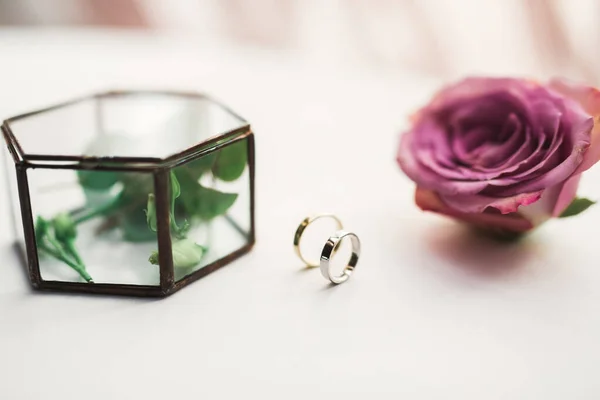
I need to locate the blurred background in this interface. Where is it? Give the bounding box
[2,0,600,245]
[0,0,599,81]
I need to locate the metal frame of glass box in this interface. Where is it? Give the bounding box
[1,90,255,297]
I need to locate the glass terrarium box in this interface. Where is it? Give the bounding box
[1,91,255,297]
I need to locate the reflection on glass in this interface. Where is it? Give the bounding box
[28,137,251,286]
[10,94,246,159]
[159,138,251,281]
[29,169,160,285]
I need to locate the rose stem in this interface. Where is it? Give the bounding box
[38,236,93,283]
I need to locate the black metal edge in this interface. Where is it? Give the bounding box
[1,122,24,162]
[248,132,256,244]
[154,171,175,294]
[21,160,159,172]
[3,93,96,124]
[25,154,162,163]
[16,164,41,288]
[96,90,210,100]
[37,281,163,297]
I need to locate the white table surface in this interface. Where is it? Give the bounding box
[1,29,600,400]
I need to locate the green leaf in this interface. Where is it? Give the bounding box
[121,206,157,242]
[52,213,77,241]
[145,194,157,232]
[171,239,206,268]
[35,216,50,243]
[187,185,238,220]
[174,169,200,207]
[77,170,123,208]
[34,215,91,282]
[212,140,247,182]
[148,239,207,268]
[178,152,217,181]
[196,186,238,220]
[77,170,120,191]
[73,190,127,224]
[119,173,154,201]
[148,251,159,265]
[559,197,596,218]
[170,171,181,200]
[173,219,191,239]
[169,170,181,218]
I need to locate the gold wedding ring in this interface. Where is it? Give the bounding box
[293,214,343,268]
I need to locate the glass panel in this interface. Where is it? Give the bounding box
[28,168,161,285]
[10,98,97,158]
[163,137,252,282]
[9,94,246,159]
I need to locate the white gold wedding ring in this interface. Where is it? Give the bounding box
[319,230,361,284]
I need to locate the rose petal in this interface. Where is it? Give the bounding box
[416,187,534,233]
[483,116,592,196]
[471,114,524,168]
[398,124,491,195]
[451,126,492,163]
[488,96,566,184]
[574,121,600,175]
[483,125,534,174]
[552,173,582,217]
[549,78,600,175]
[516,175,581,224]
[439,190,543,214]
[498,124,563,182]
[427,78,539,115]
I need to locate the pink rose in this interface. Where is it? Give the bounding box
[397,77,600,235]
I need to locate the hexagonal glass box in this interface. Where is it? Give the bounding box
[1,91,255,297]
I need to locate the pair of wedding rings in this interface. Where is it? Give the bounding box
[293,214,361,284]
